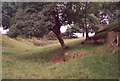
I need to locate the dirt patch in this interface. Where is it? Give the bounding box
[64,51,86,61]
[49,51,86,64]
[49,56,65,64]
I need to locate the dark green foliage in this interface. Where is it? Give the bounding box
[2,2,20,28]
[4,2,120,39]
[64,3,83,24]
[7,3,53,38]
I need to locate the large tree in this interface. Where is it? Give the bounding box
[64,2,120,38]
[3,2,120,48]
[7,2,69,49]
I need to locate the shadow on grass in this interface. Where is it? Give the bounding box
[15,42,102,64]
[15,47,68,63]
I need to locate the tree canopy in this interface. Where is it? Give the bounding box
[2,2,120,48]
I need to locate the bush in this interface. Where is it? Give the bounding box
[7,25,18,38]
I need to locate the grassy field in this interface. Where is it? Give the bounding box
[2,35,119,79]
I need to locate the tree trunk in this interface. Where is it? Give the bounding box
[107,31,119,53]
[50,8,68,49]
[83,32,84,37]
[52,30,67,49]
[86,29,89,38]
[56,34,67,49]
[84,2,89,38]
[51,25,67,49]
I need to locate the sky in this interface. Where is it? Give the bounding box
[60,24,71,33]
[0,26,9,34]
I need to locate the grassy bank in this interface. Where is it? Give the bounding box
[2,35,119,79]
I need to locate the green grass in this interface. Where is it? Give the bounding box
[2,35,119,79]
